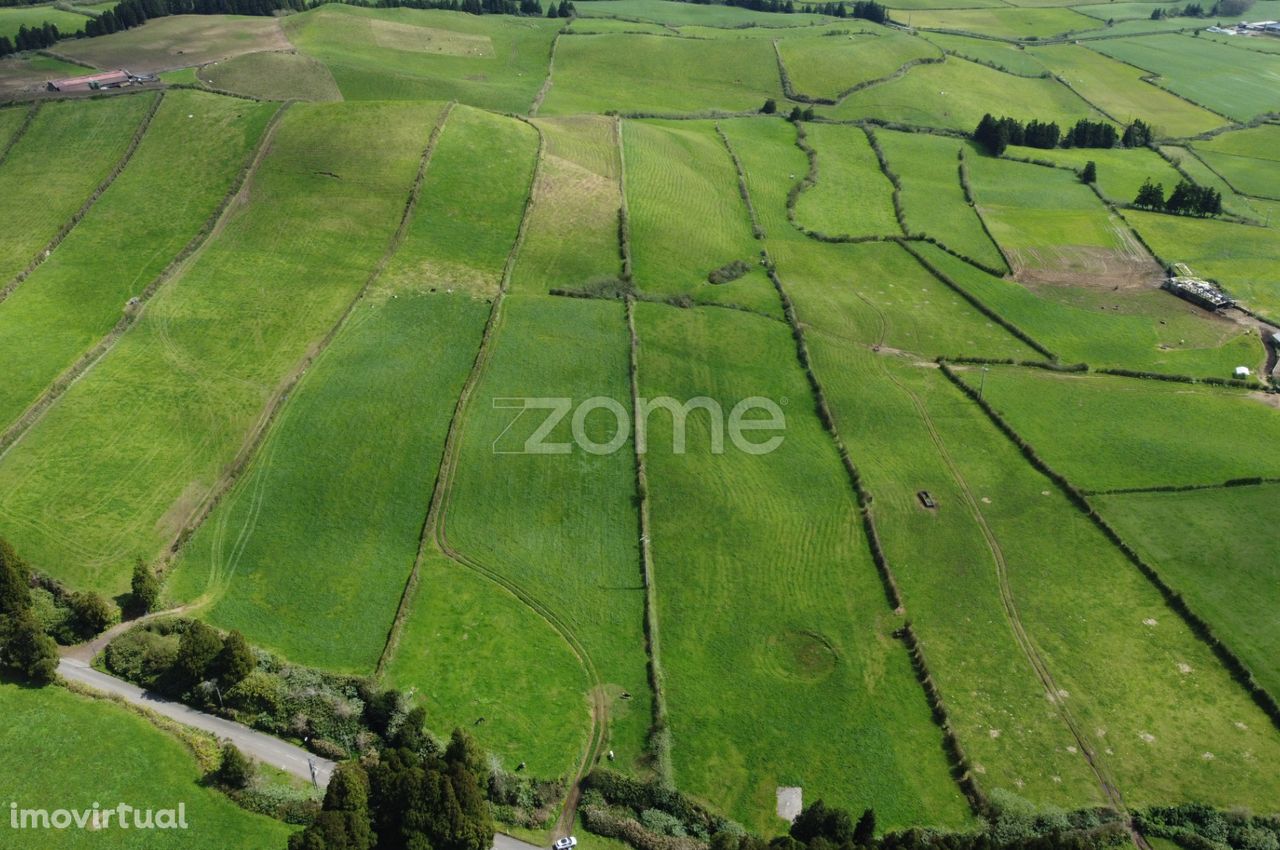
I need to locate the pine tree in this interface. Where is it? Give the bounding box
[216,630,255,687]
[1081,160,1097,184]
[130,559,160,615]
[854,809,876,847]
[545,1,558,15]
[1134,178,1165,209]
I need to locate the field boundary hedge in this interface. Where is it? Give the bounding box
[773,38,836,106]
[623,296,673,786]
[1076,43,1238,125]
[0,100,291,460]
[0,101,38,168]
[937,359,1280,735]
[616,116,634,280]
[956,146,1015,274]
[0,90,162,308]
[529,31,561,116]
[1084,476,1280,497]
[862,124,909,237]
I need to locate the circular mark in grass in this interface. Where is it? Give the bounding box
[761,630,839,683]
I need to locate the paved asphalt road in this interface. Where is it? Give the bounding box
[59,658,548,850]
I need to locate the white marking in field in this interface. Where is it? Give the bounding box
[1066,745,1077,754]
[1178,662,1193,674]
[982,496,992,504]
[1052,776,1062,783]
[1139,732,1156,744]
[776,787,802,824]
[1096,728,1107,738]
[1057,689,1069,700]
[1041,490,1051,496]
[1143,618,1158,626]
[1235,721,1249,731]
[974,763,987,774]
[989,728,1001,738]
[1202,752,1215,760]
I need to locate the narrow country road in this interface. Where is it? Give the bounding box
[58,657,337,788]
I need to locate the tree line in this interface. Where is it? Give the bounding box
[1151,0,1254,18]
[973,114,1155,156]
[1134,178,1223,216]
[0,23,62,58]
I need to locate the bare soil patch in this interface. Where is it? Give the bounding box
[1010,244,1164,292]
[58,15,291,74]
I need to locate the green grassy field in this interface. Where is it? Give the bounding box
[905,6,1100,38]
[966,153,1159,287]
[830,56,1101,130]
[540,32,782,115]
[1030,43,1226,138]
[443,294,654,774]
[1193,124,1280,201]
[635,302,972,833]
[576,0,828,26]
[0,681,295,848]
[1096,484,1280,698]
[1090,35,1280,122]
[1127,209,1280,317]
[0,4,87,39]
[285,5,558,110]
[970,368,1280,490]
[877,129,1007,269]
[913,243,1258,376]
[382,105,539,298]
[385,547,591,778]
[622,119,778,315]
[795,122,900,238]
[511,115,623,293]
[169,292,489,672]
[0,102,439,596]
[566,16,672,34]
[936,366,1280,813]
[0,94,153,289]
[0,91,275,436]
[776,27,940,101]
[1156,144,1269,221]
[918,31,1047,76]
[198,50,342,100]
[1003,143,1184,206]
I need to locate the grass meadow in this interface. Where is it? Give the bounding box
[1157,144,1270,221]
[622,119,779,315]
[0,681,295,848]
[1004,144,1183,206]
[969,368,1280,490]
[284,5,558,110]
[794,122,900,238]
[634,302,972,833]
[57,14,290,73]
[0,102,441,595]
[1096,484,1280,698]
[575,0,828,26]
[198,50,342,101]
[540,34,783,115]
[776,27,940,101]
[918,32,1047,77]
[511,115,623,294]
[877,129,1007,269]
[0,104,27,144]
[0,94,154,287]
[386,548,591,778]
[934,366,1280,812]
[381,105,539,299]
[1193,124,1280,201]
[1090,36,1280,122]
[1030,44,1226,138]
[830,57,1101,131]
[0,5,89,39]
[905,7,1100,38]
[443,294,654,774]
[805,341,1106,808]
[0,91,276,434]
[169,293,490,672]
[914,244,1258,376]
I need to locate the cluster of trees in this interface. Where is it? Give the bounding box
[288,725,493,850]
[0,23,62,58]
[974,114,1152,155]
[1149,0,1251,17]
[787,105,817,121]
[1135,803,1280,850]
[724,0,799,14]
[0,540,58,685]
[85,0,306,38]
[545,0,576,16]
[1150,3,1205,18]
[381,0,564,15]
[1134,178,1223,216]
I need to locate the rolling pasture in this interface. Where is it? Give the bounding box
[970,368,1280,491]
[0,102,441,595]
[876,129,1007,270]
[198,50,343,101]
[57,14,292,73]
[0,95,154,292]
[575,0,829,26]
[1096,484,1280,698]
[284,5,558,110]
[0,5,90,40]
[443,294,655,773]
[919,31,1047,76]
[1157,144,1270,222]
[1004,143,1184,206]
[0,91,275,437]
[1090,35,1280,122]
[830,56,1101,130]
[904,6,1100,38]
[1193,124,1280,201]
[622,119,778,315]
[541,33,783,115]
[0,682,295,849]
[635,302,972,832]
[775,27,940,101]
[794,122,900,238]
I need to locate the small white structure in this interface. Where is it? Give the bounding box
[777,787,803,824]
[1235,366,1251,378]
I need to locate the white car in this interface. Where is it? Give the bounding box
[553,838,578,850]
